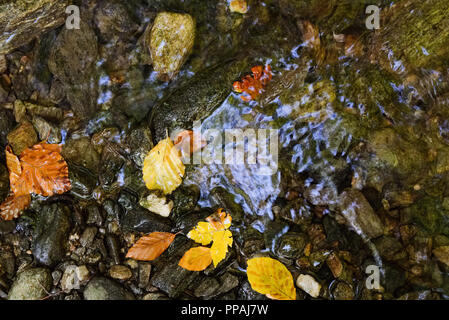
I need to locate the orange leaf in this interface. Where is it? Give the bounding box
[5,146,22,189]
[174,130,207,158]
[11,142,71,197]
[206,208,232,231]
[233,65,272,101]
[178,246,212,271]
[126,232,177,261]
[0,194,31,221]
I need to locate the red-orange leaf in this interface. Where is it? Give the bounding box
[178,246,212,271]
[0,194,31,221]
[126,232,177,261]
[11,142,71,197]
[5,146,22,189]
[233,65,272,102]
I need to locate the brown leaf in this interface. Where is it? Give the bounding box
[11,142,71,197]
[126,232,177,261]
[0,194,31,221]
[178,246,212,271]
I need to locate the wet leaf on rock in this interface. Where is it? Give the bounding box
[246,257,296,300]
[142,137,185,195]
[126,232,177,261]
[11,142,71,197]
[178,247,213,271]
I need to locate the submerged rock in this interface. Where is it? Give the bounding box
[7,121,38,155]
[32,203,72,267]
[83,277,134,300]
[149,58,249,142]
[48,20,99,119]
[338,189,384,239]
[0,0,69,55]
[8,267,52,300]
[147,12,196,81]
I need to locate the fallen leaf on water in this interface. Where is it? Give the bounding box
[233,65,272,102]
[187,209,232,245]
[126,232,177,261]
[0,194,31,221]
[143,137,185,195]
[184,209,233,268]
[178,246,213,271]
[173,130,207,159]
[246,257,296,300]
[9,143,71,197]
[210,229,233,267]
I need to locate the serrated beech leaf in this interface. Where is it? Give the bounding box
[247,257,296,300]
[142,137,185,195]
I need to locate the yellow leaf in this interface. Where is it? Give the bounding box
[187,221,215,245]
[247,257,296,300]
[179,246,212,271]
[210,229,233,267]
[142,137,185,195]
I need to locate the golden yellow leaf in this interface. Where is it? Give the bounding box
[247,257,296,300]
[126,232,177,261]
[210,230,233,267]
[142,137,185,195]
[178,246,212,271]
[187,209,233,268]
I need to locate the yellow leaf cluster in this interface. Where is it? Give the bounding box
[247,257,296,300]
[142,137,185,195]
[180,209,233,270]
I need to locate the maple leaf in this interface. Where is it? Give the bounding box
[246,257,296,300]
[142,137,185,195]
[0,194,31,221]
[185,209,233,268]
[126,232,177,261]
[7,143,71,197]
[178,246,213,271]
[210,229,233,267]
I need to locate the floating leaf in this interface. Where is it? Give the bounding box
[5,146,22,189]
[9,143,71,197]
[178,246,212,271]
[187,209,232,245]
[186,209,233,268]
[142,137,185,195]
[173,130,207,159]
[247,257,296,300]
[210,229,233,267]
[0,194,31,221]
[126,232,177,261]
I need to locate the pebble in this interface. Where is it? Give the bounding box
[109,265,132,280]
[138,263,152,289]
[80,227,97,247]
[296,274,321,298]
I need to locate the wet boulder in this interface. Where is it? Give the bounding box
[149,58,249,142]
[338,189,384,239]
[8,267,52,300]
[83,277,134,300]
[150,236,200,298]
[147,12,196,81]
[32,203,72,267]
[0,0,69,55]
[48,20,99,119]
[121,207,172,233]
